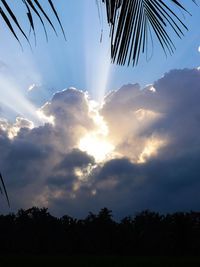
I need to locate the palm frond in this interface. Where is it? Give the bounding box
[1,0,30,44]
[48,0,66,41]
[0,6,23,48]
[0,172,10,207]
[0,0,66,46]
[102,0,197,66]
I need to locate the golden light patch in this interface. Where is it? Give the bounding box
[0,117,34,139]
[135,109,160,122]
[78,100,114,162]
[36,109,55,125]
[137,137,167,164]
[79,133,114,162]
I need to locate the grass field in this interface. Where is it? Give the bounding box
[0,256,200,267]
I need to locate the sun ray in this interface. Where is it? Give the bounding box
[84,0,111,102]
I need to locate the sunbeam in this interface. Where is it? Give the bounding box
[84,0,111,102]
[0,63,48,126]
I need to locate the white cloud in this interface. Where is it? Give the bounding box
[0,117,34,139]
[28,83,41,92]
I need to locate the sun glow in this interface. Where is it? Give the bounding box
[78,100,114,162]
[79,133,114,162]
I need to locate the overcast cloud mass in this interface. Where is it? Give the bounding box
[0,68,200,218]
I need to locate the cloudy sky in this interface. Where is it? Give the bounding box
[0,1,200,218]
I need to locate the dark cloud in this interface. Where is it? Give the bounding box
[0,69,200,218]
[58,149,94,171]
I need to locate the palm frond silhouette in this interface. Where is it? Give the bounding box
[0,0,66,47]
[0,172,10,207]
[102,0,197,65]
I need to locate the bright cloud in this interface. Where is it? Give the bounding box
[0,117,34,139]
[28,84,41,92]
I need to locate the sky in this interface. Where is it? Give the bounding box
[0,1,200,103]
[0,1,200,218]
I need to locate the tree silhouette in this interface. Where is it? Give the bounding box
[0,207,199,255]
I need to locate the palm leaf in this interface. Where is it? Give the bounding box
[34,0,58,36]
[26,0,49,41]
[0,6,23,49]
[48,0,66,40]
[0,172,10,207]
[0,0,66,46]
[1,0,30,44]
[23,0,36,44]
[102,0,197,66]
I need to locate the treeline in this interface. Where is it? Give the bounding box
[0,207,199,255]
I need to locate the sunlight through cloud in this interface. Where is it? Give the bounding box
[78,99,114,162]
[137,137,167,164]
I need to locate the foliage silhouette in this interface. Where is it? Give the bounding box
[0,207,199,255]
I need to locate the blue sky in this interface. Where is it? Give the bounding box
[0,1,200,105]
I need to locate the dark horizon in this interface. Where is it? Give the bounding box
[0,206,199,256]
